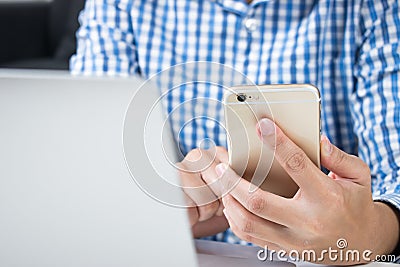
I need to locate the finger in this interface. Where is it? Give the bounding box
[179,148,228,220]
[181,148,225,196]
[193,148,227,210]
[216,204,224,216]
[179,166,219,206]
[257,118,323,193]
[320,136,370,185]
[180,148,213,173]
[191,149,226,213]
[201,163,225,216]
[180,147,221,174]
[215,163,298,227]
[187,207,200,226]
[182,193,199,226]
[179,165,220,222]
[222,194,292,248]
[215,146,229,163]
[198,150,225,197]
[223,207,282,251]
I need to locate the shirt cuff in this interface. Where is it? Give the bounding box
[373,193,400,211]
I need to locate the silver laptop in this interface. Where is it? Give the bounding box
[0,70,197,267]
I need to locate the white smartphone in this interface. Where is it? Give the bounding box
[223,84,321,198]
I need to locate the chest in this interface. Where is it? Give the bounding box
[131,0,356,86]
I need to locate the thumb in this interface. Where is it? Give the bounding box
[320,136,370,184]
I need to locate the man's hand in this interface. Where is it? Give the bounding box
[216,118,399,265]
[178,146,229,237]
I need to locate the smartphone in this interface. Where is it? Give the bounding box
[223,84,321,198]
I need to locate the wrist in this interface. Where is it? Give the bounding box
[370,201,400,256]
[192,215,229,238]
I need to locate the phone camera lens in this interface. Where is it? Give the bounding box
[237,94,246,102]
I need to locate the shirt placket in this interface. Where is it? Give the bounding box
[212,0,266,82]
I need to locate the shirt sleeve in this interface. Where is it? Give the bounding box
[69,0,139,76]
[353,0,400,209]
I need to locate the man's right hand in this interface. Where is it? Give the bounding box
[177,146,229,237]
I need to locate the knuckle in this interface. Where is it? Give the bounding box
[208,200,220,212]
[222,175,238,192]
[358,158,370,176]
[328,188,345,208]
[187,207,199,225]
[216,146,228,155]
[247,193,265,214]
[294,239,313,251]
[231,223,253,242]
[239,217,254,233]
[183,148,214,172]
[333,150,348,168]
[309,219,325,235]
[186,148,203,161]
[215,146,228,162]
[286,152,307,173]
[198,201,219,221]
[225,179,235,191]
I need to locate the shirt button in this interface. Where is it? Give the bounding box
[244,18,258,32]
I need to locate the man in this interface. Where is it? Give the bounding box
[71,0,400,264]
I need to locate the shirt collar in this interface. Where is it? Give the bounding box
[213,0,272,16]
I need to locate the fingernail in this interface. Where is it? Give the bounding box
[215,163,227,177]
[322,135,333,155]
[259,118,275,136]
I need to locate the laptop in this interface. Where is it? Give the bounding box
[0,70,200,266]
[0,70,297,267]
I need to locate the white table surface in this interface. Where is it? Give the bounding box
[196,240,397,267]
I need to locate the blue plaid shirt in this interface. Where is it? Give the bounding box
[70,0,400,246]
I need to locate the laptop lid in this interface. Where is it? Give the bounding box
[0,70,197,267]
